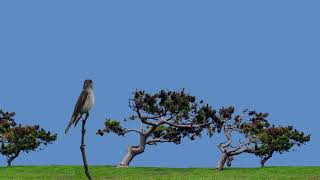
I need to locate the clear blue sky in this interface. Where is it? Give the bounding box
[0,1,319,167]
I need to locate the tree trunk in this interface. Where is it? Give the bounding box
[260,154,272,168]
[119,134,146,167]
[7,159,12,167]
[216,152,228,171]
[7,151,20,167]
[260,159,266,168]
[226,155,233,167]
[80,118,93,180]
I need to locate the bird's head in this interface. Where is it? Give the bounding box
[83,79,93,89]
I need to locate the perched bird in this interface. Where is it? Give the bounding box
[65,79,95,134]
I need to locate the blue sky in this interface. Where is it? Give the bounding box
[0,1,319,167]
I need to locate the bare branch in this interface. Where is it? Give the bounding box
[228,141,254,154]
[143,114,167,120]
[137,109,158,126]
[218,127,232,151]
[146,131,178,145]
[229,146,256,156]
[123,129,144,135]
[160,117,211,128]
[146,139,173,145]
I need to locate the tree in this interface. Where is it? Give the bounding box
[97,89,223,167]
[254,125,310,167]
[215,108,310,170]
[0,110,57,167]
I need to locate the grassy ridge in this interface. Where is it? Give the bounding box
[0,166,319,180]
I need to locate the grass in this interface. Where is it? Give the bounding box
[0,165,319,180]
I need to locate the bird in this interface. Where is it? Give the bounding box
[65,79,95,134]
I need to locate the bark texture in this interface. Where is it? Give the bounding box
[216,152,228,171]
[119,134,146,167]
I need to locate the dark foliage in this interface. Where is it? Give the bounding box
[254,125,310,166]
[215,108,310,170]
[98,89,222,144]
[0,110,57,166]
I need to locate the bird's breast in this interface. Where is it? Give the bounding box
[82,90,94,113]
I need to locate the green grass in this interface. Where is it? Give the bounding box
[0,166,319,180]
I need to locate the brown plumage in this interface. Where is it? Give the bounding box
[65,80,95,134]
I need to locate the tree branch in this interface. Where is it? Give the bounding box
[137,110,158,126]
[80,114,93,180]
[123,129,144,135]
[160,117,211,128]
[146,132,178,145]
[146,139,173,145]
[144,125,160,136]
[229,146,256,156]
[218,126,233,153]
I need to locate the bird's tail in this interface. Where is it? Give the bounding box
[65,117,74,134]
[74,113,85,128]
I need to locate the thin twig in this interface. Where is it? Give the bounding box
[80,115,93,180]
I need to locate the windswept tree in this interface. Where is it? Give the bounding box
[97,89,223,167]
[215,108,310,170]
[254,125,310,167]
[0,110,57,167]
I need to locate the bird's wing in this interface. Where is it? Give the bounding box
[72,90,88,118]
[65,90,88,134]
